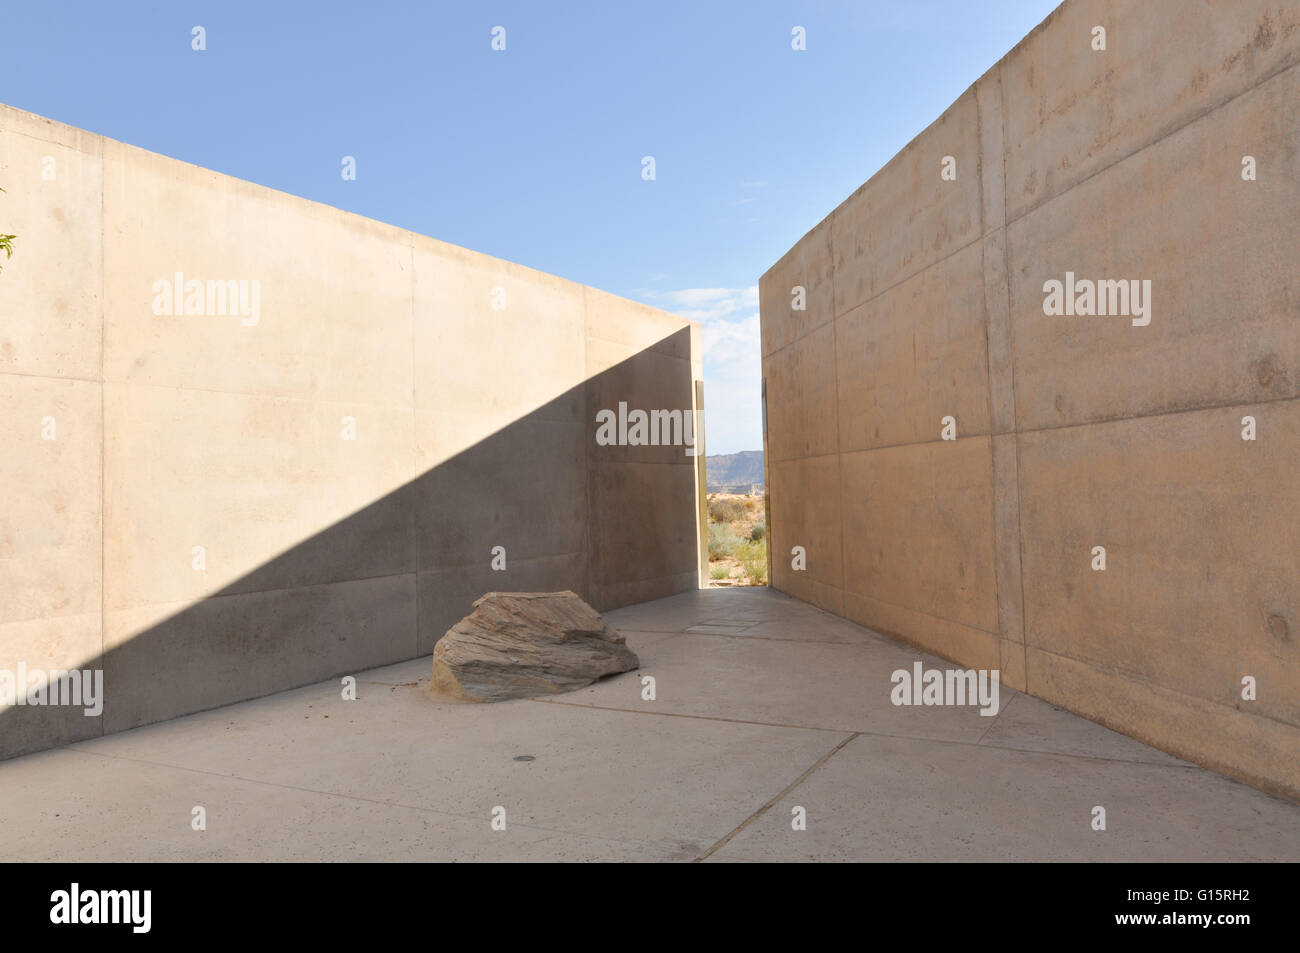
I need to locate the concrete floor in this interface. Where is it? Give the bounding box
[3,586,1298,862]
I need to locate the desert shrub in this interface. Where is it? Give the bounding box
[736,538,768,585]
[709,564,730,580]
[743,557,769,584]
[750,520,766,541]
[708,497,748,524]
[708,522,739,559]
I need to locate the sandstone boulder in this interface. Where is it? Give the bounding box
[431,591,639,702]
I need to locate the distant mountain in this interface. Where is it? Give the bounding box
[706,450,764,493]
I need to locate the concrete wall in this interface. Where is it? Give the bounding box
[761,0,1300,800]
[0,103,703,760]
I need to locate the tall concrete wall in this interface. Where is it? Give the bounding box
[761,0,1300,800]
[0,103,703,760]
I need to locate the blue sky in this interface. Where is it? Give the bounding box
[1,0,1060,454]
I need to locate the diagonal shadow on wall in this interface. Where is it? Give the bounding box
[1,328,702,761]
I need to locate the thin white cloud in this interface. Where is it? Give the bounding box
[640,285,763,454]
[660,287,737,307]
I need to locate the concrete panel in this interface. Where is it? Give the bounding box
[1009,62,1300,431]
[827,182,874,322]
[842,589,1000,674]
[840,438,998,634]
[102,140,414,406]
[1027,645,1300,803]
[759,213,833,357]
[590,570,701,618]
[831,87,982,316]
[585,342,698,465]
[0,106,103,380]
[1002,0,1300,220]
[0,613,103,759]
[768,455,843,613]
[409,406,512,471]
[762,321,838,462]
[991,433,1025,645]
[836,241,990,452]
[413,237,585,421]
[1018,402,1300,726]
[587,461,698,611]
[980,691,1190,765]
[415,410,586,571]
[584,285,696,362]
[999,636,1027,692]
[103,383,416,614]
[0,375,101,624]
[103,573,417,733]
[760,0,1300,801]
[975,67,1007,234]
[982,228,1017,434]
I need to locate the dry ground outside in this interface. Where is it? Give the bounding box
[706,493,767,586]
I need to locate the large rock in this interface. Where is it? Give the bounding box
[431,591,639,702]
